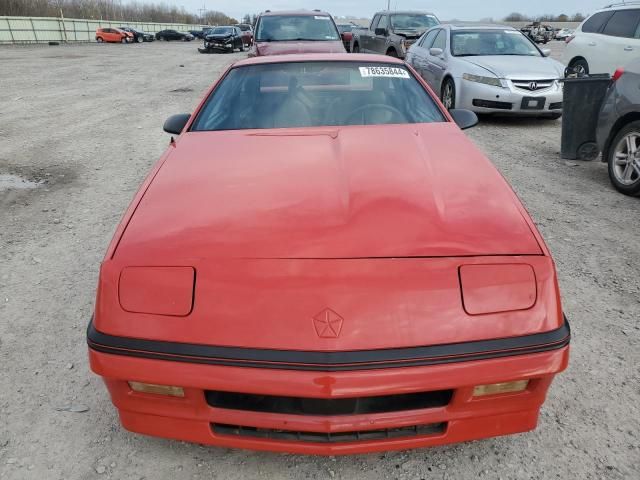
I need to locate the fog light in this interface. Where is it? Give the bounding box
[473,380,529,397]
[128,381,185,397]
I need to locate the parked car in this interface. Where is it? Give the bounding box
[119,27,155,43]
[564,4,640,75]
[87,52,570,455]
[199,26,245,53]
[406,24,564,118]
[597,60,640,196]
[520,22,554,44]
[555,28,574,41]
[249,10,345,57]
[336,23,355,52]
[95,27,133,44]
[156,29,194,41]
[189,29,207,39]
[351,10,440,58]
[235,23,254,46]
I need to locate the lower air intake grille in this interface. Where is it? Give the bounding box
[205,389,453,416]
[472,99,513,110]
[549,102,563,110]
[212,423,447,443]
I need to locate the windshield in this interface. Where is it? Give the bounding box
[451,30,541,57]
[237,24,251,31]
[256,15,340,42]
[211,27,233,34]
[390,14,439,31]
[337,24,353,33]
[191,62,445,131]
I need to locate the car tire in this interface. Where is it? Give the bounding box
[96,37,103,43]
[441,78,456,110]
[352,43,359,53]
[386,48,398,58]
[121,37,127,44]
[607,121,640,196]
[136,36,142,43]
[569,58,589,76]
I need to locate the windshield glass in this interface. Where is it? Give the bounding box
[451,30,541,57]
[211,27,233,34]
[390,14,439,31]
[337,24,353,33]
[256,15,340,41]
[191,62,445,131]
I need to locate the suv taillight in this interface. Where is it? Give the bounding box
[565,35,575,44]
[612,68,625,82]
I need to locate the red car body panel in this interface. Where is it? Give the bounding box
[89,53,569,454]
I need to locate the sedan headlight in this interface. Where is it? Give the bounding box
[463,73,506,88]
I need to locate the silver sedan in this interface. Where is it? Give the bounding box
[406,24,565,118]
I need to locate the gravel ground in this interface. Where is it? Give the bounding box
[0,41,638,480]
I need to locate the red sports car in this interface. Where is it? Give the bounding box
[88,54,570,455]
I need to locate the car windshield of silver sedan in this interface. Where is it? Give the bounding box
[452,30,541,57]
[255,15,340,41]
[190,62,445,131]
[391,14,439,31]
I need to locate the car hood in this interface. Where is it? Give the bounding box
[255,40,346,56]
[463,55,564,79]
[205,34,233,41]
[115,123,541,261]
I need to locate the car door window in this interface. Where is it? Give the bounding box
[420,29,438,48]
[378,15,389,32]
[582,11,615,33]
[602,9,640,38]
[432,30,446,51]
[371,15,380,29]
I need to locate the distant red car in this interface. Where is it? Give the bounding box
[88,54,570,455]
[248,10,346,57]
[235,23,254,46]
[337,23,355,52]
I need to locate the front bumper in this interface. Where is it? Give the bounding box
[88,319,570,455]
[457,78,563,115]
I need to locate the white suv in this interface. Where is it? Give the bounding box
[564,3,640,75]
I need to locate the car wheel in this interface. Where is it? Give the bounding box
[441,78,456,110]
[607,121,640,196]
[386,48,398,58]
[96,37,103,43]
[136,36,142,43]
[569,58,589,76]
[121,37,127,44]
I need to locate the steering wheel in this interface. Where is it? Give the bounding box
[344,104,406,125]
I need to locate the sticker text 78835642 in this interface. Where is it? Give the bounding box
[359,66,410,79]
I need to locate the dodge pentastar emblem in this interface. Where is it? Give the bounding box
[313,309,343,338]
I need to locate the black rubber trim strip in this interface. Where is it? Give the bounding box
[87,317,570,372]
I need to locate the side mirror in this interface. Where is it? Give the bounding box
[429,47,444,57]
[541,48,551,57]
[163,113,191,135]
[449,109,478,130]
[375,27,388,36]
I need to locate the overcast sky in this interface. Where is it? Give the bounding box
[179,0,606,21]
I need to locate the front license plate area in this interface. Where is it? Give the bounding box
[521,97,546,110]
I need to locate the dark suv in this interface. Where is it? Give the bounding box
[596,59,640,196]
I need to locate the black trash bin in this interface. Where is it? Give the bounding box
[560,74,611,160]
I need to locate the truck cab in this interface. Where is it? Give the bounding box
[352,11,440,58]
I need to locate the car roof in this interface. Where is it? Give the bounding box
[261,9,332,17]
[376,10,437,15]
[447,23,517,31]
[601,1,640,10]
[232,53,405,68]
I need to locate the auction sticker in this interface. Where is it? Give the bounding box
[359,66,410,79]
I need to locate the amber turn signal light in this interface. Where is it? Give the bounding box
[128,381,185,397]
[473,380,529,397]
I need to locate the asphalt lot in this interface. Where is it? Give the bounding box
[0,40,639,480]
